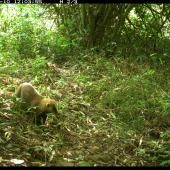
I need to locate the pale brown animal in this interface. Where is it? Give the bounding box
[16,82,57,124]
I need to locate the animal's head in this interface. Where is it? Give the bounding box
[40,98,57,114]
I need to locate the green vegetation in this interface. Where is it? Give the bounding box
[0,4,169,166]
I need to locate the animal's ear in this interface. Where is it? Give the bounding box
[46,103,50,107]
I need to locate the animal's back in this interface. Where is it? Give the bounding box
[16,82,41,105]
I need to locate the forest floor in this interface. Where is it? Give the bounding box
[0,53,169,166]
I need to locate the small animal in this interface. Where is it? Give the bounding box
[16,82,57,124]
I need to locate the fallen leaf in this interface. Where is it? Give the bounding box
[10,159,24,165]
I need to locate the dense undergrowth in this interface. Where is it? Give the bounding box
[0,4,170,167]
[0,51,169,166]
